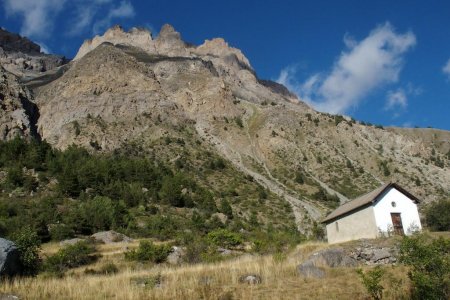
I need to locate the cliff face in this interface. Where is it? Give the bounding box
[2,24,449,230]
[0,66,38,140]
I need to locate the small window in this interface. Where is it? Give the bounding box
[335,221,339,232]
[391,201,396,208]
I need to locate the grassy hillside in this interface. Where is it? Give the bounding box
[2,235,446,300]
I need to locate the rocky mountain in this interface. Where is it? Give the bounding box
[1,25,449,232]
[0,28,68,80]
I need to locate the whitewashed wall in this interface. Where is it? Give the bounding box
[325,206,378,244]
[373,187,422,235]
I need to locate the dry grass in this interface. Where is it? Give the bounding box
[0,241,413,300]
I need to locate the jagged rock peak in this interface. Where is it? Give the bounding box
[74,25,154,60]
[0,27,41,54]
[195,38,252,71]
[73,23,253,72]
[158,24,180,38]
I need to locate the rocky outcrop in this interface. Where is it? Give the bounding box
[0,28,68,80]
[0,66,39,140]
[166,246,185,265]
[297,248,357,278]
[0,238,22,277]
[91,231,132,244]
[74,26,155,60]
[59,238,86,246]
[0,28,40,54]
[348,242,398,265]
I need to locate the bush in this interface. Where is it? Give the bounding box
[425,199,450,231]
[220,199,233,219]
[234,116,244,128]
[125,240,171,263]
[5,166,24,189]
[356,266,385,300]
[11,227,41,276]
[44,241,97,275]
[399,234,449,300]
[206,229,242,248]
[49,224,75,241]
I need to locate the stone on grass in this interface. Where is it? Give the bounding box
[238,274,262,284]
[59,238,85,246]
[166,246,185,265]
[91,230,132,244]
[0,238,22,278]
[297,260,325,278]
[297,247,357,278]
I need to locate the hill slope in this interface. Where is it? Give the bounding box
[3,25,450,232]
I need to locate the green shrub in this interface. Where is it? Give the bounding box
[220,199,233,219]
[356,266,385,300]
[206,229,242,248]
[294,172,304,184]
[49,224,75,241]
[399,234,449,300]
[425,199,450,231]
[5,166,24,189]
[11,227,41,276]
[125,240,171,263]
[44,241,97,275]
[234,116,244,128]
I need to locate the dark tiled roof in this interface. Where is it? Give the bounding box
[322,182,419,223]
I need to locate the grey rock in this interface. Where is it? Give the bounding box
[0,294,20,300]
[310,248,358,268]
[217,247,233,256]
[59,238,85,246]
[238,274,262,284]
[0,238,22,277]
[372,249,391,262]
[297,260,325,278]
[166,246,185,265]
[91,230,132,244]
[297,247,357,278]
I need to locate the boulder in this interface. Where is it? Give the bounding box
[297,247,357,278]
[297,261,325,278]
[59,238,85,246]
[166,246,185,265]
[238,274,262,284]
[91,231,132,244]
[217,247,233,256]
[349,243,398,265]
[309,248,358,268]
[0,238,22,277]
[372,248,391,262]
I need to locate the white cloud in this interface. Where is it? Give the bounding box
[3,0,67,39]
[36,41,51,54]
[443,59,450,79]
[67,0,114,36]
[277,23,416,114]
[385,88,407,110]
[3,0,135,40]
[92,1,135,34]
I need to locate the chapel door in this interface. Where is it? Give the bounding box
[390,213,404,235]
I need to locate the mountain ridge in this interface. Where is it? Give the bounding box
[0,25,449,232]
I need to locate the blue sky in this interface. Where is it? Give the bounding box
[1,0,449,130]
